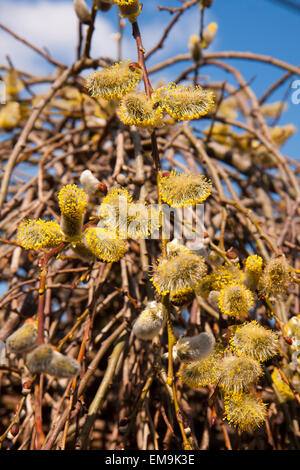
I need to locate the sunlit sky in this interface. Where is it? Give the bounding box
[0,0,299,157]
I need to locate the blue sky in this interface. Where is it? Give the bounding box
[0,0,299,159]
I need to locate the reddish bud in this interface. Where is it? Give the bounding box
[97,182,107,194]
[227,251,238,259]
[22,380,32,394]
[162,171,170,177]
[129,62,141,70]
[283,336,293,345]
[10,423,19,437]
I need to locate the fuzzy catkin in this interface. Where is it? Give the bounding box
[132,301,165,340]
[6,322,38,354]
[174,332,215,363]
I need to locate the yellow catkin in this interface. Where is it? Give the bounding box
[127,202,161,239]
[17,219,64,250]
[159,170,212,207]
[117,92,163,129]
[179,345,223,388]
[83,226,127,262]
[58,184,87,239]
[3,70,23,96]
[229,321,279,362]
[116,0,142,22]
[86,60,142,100]
[151,252,207,296]
[224,391,267,432]
[201,22,218,48]
[218,283,254,319]
[98,187,133,237]
[258,256,292,298]
[243,254,263,290]
[271,367,295,402]
[0,102,21,130]
[216,355,263,392]
[151,83,215,121]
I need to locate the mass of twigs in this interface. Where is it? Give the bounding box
[0,0,300,451]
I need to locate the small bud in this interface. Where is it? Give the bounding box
[22,380,32,395]
[80,170,103,196]
[73,0,92,24]
[189,35,202,63]
[174,332,215,363]
[227,251,238,260]
[201,22,218,48]
[10,423,19,437]
[208,290,220,310]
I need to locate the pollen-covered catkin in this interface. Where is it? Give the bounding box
[17,219,64,250]
[174,332,215,363]
[132,301,165,340]
[258,256,292,298]
[224,391,267,432]
[116,0,142,22]
[216,355,263,393]
[82,226,127,262]
[58,184,87,239]
[152,83,214,122]
[117,92,163,129]
[218,283,254,319]
[159,170,212,207]
[86,60,142,100]
[98,187,133,236]
[243,254,263,291]
[179,346,223,388]
[127,202,161,239]
[151,252,207,296]
[6,321,38,354]
[230,321,279,362]
[0,102,21,130]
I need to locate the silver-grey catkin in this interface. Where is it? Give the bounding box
[6,322,38,354]
[174,332,215,363]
